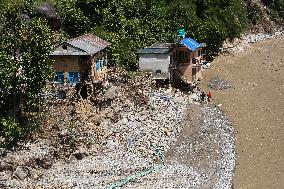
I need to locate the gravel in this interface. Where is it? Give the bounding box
[208,77,232,90]
[34,98,236,188]
[221,29,284,54]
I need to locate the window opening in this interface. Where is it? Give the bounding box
[198,49,201,57]
[179,51,185,60]
[54,72,64,83]
[96,59,101,71]
[68,72,80,84]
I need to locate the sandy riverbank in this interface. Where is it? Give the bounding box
[199,37,284,189]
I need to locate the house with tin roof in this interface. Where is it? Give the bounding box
[137,37,205,86]
[50,34,111,98]
[136,43,174,80]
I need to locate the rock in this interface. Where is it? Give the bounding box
[73,145,89,160]
[164,128,170,136]
[0,136,5,144]
[0,163,13,172]
[1,70,238,188]
[221,29,284,54]
[14,166,29,180]
[0,171,10,181]
[206,63,212,67]
[202,64,208,69]
[191,93,200,102]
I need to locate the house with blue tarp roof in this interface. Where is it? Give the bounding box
[137,37,205,85]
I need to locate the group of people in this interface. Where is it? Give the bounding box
[201,91,212,103]
[192,86,212,103]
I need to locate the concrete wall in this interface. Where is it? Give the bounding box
[139,53,170,73]
[53,50,108,81]
[172,46,203,84]
[196,65,202,80]
[178,65,193,83]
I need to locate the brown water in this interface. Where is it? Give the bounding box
[199,38,284,189]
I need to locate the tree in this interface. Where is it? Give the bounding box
[53,0,90,36]
[45,0,249,66]
[0,1,53,115]
[270,0,284,20]
[0,0,53,145]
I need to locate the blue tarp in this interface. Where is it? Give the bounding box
[181,38,203,51]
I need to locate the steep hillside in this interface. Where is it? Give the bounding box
[245,0,283,33]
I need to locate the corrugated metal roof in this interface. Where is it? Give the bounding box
[67,34,110,55]
[50,51,88,56]
[50,34,111,56]
[136,48,170,54]
[181,38,203,51]
[136,43,173,54]
[148,43,174,48]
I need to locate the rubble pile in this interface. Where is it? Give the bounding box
[208,77,232,90]
[41,98,108,152]
[136,105,236,189]
[0,71,236,189]
[34,104,236,189]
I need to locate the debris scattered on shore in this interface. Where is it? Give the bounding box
[208,77,232,90]
[0,72,236,189]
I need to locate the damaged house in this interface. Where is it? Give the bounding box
[137,37,205,86]
[50,34,111,98]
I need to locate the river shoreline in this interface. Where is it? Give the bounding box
[200,37,284,189]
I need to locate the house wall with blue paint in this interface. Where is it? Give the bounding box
[50,34,111,98]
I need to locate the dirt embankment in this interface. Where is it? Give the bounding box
[199,37,284,189]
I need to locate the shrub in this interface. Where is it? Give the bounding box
[0,117,22,146]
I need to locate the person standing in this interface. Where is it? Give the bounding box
[201,92,205,102]
[207,91,212,103]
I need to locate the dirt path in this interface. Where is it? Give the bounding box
[199,38,284,189]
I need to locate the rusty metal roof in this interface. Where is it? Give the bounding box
[50,34,111,56]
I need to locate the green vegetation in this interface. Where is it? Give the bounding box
[246,1,264,25]
[0,0,53,146]
[1,0,282,146]
[270,0,284,21]
[0,117,22,146]
[49,0,249,65]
